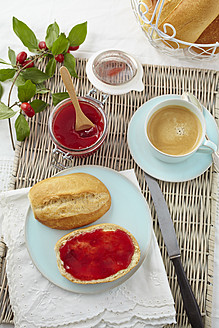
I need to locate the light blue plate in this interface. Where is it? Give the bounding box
[127,95,219,182]
[25,166,152,294]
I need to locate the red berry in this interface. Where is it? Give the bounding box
[69,46,79,51]
[22,60,34,68]
[38,41,48,50]
[21,103,35,117]
[16,51,27,64]
[55,54,64,63]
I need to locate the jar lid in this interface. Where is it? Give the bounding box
[86,49,144,95]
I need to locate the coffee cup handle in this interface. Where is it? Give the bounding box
[198,138,218,153]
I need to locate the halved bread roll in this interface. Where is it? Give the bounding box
[55,223,141,284]
[28,173,111,230]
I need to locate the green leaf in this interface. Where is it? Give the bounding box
[68,22,87,46]
[51,33,69,56]
[0,102,16,119]
[17,80,36,102]
[52,92,69,106]
[0,83,3,100]
[15,74,27,87]
[30,99,48,113]
[45,22,60,50]
[8,47,16,66]
[15,114,30,141]
[35,83,50,94]
[13,17,38,52]
[45,57,56,77]
[0,58,11,65]
[21,67,49,83]
[0,68,16,82]
[64,53,78,77]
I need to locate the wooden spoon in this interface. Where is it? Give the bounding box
[59,66,95,131]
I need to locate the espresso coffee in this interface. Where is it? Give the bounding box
[147,105,202,155]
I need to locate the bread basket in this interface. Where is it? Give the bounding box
[131,0,219,61]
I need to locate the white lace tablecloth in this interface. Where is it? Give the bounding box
[0,170,176,328]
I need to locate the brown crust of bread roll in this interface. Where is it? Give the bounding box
[194,15,219,54]
[54,223,141,284]
[28,173,111,230]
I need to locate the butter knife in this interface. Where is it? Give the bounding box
[144,172,204,328]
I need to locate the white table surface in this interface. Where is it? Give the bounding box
[0,1,218,327]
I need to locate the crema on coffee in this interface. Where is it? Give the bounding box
[147,105,202,156]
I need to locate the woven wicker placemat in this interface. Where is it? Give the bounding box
[0,58,218,327]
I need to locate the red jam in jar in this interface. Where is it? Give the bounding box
[52,100,105,150]
[59,229,135,281]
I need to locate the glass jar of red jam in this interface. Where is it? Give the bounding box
[49,96,107,157]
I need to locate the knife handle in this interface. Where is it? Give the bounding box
[171,256,204,328]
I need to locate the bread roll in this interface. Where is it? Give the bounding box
[140,0,155,23]
[54,223,141,284]
[194,16,219,53]
[28,173,111,230]
[157,0,219,48]
[139,0,157,34]
[139,0,219,49]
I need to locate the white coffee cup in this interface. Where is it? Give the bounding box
[145,99,217,164]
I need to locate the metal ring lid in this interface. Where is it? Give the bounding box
[86,49,144,95]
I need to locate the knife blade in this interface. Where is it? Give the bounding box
[144,172,203,328]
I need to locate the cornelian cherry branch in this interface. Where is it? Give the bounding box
[7,50,49,150]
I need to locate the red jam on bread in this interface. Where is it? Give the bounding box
[55,224,140,284]
[59,229,134,281]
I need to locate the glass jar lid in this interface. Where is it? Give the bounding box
[86,49,144,95]
[92,50,138,86]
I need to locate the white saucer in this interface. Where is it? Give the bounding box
[127,95,219,182]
